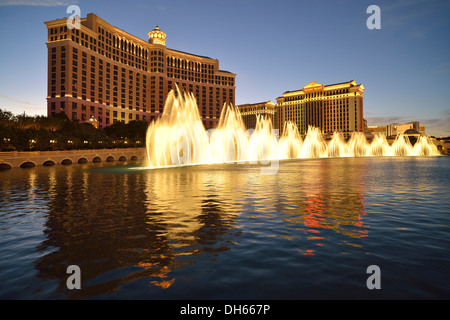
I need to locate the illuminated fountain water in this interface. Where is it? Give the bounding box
[144,87,440,168]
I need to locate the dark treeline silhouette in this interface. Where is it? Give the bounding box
[0,109,148,151]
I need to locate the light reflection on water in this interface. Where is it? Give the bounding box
[0,156,449,299]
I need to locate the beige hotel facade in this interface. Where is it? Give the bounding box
[275,81,365,136]
[45,13,236,129]
[237,101,276,130]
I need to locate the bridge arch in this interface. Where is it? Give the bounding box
[106,156,114,162]
[42,160,56,166]
[20,161,36,168]
[61,159,73,165]
[130,155,138,161]
[118,155,127,161]
[77,157,88,164]
[93,156,102,162]
[0,163,13,170]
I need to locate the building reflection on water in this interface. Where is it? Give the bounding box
[32,164,244,298]
[274,159,368,255]
[8,158,370,298]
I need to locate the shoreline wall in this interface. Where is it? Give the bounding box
[0,148,147,170]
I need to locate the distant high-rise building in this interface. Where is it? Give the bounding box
[386,121,420,137]
[367,125,388,136]
[44,13,236,129]
[367,122,425,137]
[237,101,276,130]
[275,80,364,136]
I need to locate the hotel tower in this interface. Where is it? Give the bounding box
[44,13,236,129]
[237,101,276,130]
[276,81,364,137]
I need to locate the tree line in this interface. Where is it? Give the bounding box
[0,108,148,151]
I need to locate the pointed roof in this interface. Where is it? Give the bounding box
[283,80,363,95]
[303,81,324,89]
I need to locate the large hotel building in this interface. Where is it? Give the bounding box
[236,101,276,130]
[275,81,365,136]
[44,13,235,129]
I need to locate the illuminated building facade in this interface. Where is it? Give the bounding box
[237,101,276,130]
[367,122,425,137]
[367,125,387,136]
[386,121,421,137]
[275,80,364,136]
[45,13,235,129]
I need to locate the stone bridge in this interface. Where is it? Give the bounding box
[0,148,147,170]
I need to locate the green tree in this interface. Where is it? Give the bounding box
[127,120,148,140]
[0,125,15,151]
[14,112,38,130]
[0,108,147,151]
[103,121,129,139]
[0,108,14,127]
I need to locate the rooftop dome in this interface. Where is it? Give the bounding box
[148,26,166,45]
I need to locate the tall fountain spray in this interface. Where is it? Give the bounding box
[145,86,440,168]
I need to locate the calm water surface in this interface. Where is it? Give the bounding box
[0,156,449,299]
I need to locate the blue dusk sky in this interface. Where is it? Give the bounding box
[0,0,449,136]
